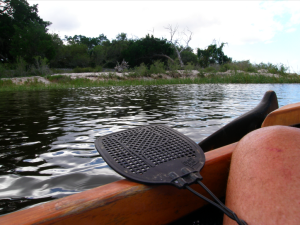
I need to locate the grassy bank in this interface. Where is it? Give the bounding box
[1,72,299,92]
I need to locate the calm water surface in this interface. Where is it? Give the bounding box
[0,84,299,215]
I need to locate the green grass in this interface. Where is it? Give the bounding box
[1,72,299,92]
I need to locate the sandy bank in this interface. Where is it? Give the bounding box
[2,69,297,85]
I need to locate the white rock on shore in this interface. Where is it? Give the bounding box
[1,76,51,84]
[51,69,283,79]
[51,72,127,80]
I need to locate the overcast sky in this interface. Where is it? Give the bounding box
[28,1,300,74]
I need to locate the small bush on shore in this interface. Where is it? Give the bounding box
[0,79,13,87]
[197,71,205,78]
[46,75,73,83]
[219,64,231,72]
[204,66,217,73]
[0,64,7,78]
[133,63,150,77]
[30,56,52,76]
[219,61,289,75]
[149,60,165,75]
[168,59,181,77]
[265,64,288,76]
[15,56,27,77]
[184,62,195,76]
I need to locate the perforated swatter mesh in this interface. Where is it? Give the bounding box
[101,125,196,175]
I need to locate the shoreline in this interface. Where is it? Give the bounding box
[1,69,296,84]
[1,70,300,92]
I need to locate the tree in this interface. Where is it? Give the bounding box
[0,0,14,16]
[61,44,90,68]
[0,0,51,62]
[10,21,56,64]
[180,46,198,65]
[116,33,127,41]
[165,25,192,68]
[65,34,108,51]
[48,33,64,68]
[92,44,106,67]
[90,33,130,68]
[197,42,232,68]
[121,34,174,68]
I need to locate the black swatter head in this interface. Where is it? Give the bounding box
[95,125,205,188]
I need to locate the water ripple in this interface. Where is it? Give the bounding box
[0,84,300,214]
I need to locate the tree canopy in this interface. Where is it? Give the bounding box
[65,34,108,51]
[197,42,232,68]
[0,0,233,70]
[122,34,174,68]
[0,0,52,63]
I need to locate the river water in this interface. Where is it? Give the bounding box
[0,84,299,216]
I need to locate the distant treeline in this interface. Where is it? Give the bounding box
[0,0,232,70]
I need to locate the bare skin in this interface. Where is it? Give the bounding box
[223,126,300,225]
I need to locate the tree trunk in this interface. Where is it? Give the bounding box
[153,54,175,63]
[173,46,184,68]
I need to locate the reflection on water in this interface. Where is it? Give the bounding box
[0,84,300,214]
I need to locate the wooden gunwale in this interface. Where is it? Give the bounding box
[262,102,300,127]
[0,142,237,225]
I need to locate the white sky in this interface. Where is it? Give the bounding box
[28,1,300,74]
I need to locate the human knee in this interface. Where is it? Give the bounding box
[224,126,300,225]
[231,125,300,181]
[234,125,300,159]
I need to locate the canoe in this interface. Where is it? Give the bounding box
[2,91,297,225]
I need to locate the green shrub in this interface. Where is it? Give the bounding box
[245,65,257,73]
[133,63,149,77]
[30,56,52,76]
[149,60,165,74]
[108,72,118,79]
[204,66,217,73]
[181,50,198,65]
[94,65,103,72]
[46,75,72,83]
[229,60,251,72]
[0,64,7,78]
[168,59,180,77]
[267,64,288,75]
[0,79,13,87]
[184,62,195,75]
[197,71,205,78]
[15,56,27,77]
[219,63,231,72]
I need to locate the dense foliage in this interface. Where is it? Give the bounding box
[0,0,55,63]
[65,34,108,50]
[0,0,234,75]
[197,43,232,68]
[122,35,174,68]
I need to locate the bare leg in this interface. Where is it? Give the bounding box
[224,126,300,225]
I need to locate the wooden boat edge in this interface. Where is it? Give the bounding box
[262,102,300,127]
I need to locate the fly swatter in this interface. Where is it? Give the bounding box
[95,125,247,225]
